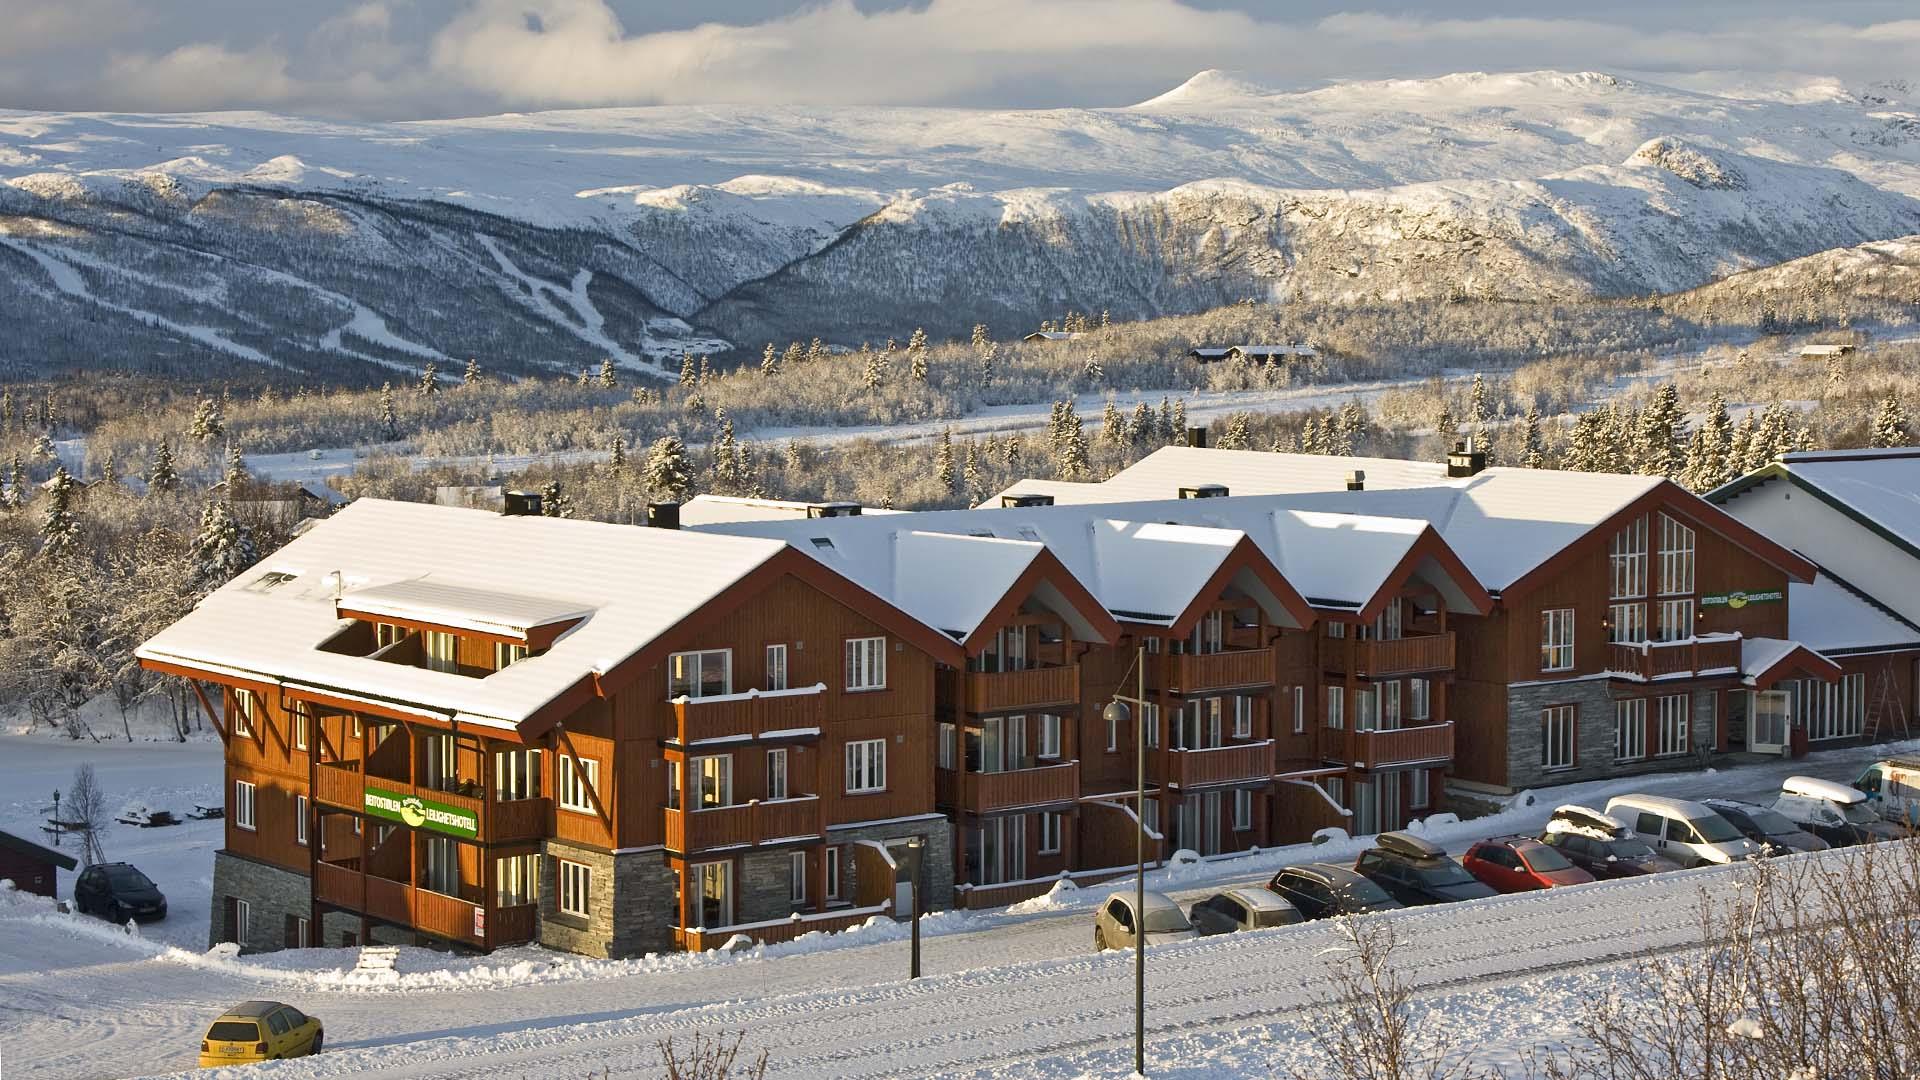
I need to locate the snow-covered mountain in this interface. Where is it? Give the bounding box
[3,70,1920,380]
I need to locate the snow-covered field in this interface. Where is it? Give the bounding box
[0,731,1905,1079]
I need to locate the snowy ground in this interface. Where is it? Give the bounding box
[0,733,1906,1079]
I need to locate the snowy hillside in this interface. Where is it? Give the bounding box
[3,70,1920,379]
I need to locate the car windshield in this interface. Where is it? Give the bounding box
[1607,836,1657,860]
[1141,907,1191,933]
[1691,815,1743,843]
[1746,808,1801,835]
[1339,876,1395,905]
[1520,844,1573,872]
[1408,860,1478,887]
[106,868,152,889]
[208,1021,259,1043]
[1843,802,1879,824]
[1252,907,1296,928]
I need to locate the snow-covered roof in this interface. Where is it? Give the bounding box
[138,499,791,731]
[1766,449,1920,554]
[1738,636,1842,687]
[339,580,593,638]
[1190,344,1317,360]
[997,447,1664,592]
[1788,570,1920,654]
[679,494,906,527]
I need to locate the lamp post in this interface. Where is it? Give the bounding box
[906,836,923,980]
[1101,644,1150,1077]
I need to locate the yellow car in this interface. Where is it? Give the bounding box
[198,1000,323,1067]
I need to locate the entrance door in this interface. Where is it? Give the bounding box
[1749,691,1790,755]
[694,861,732,928]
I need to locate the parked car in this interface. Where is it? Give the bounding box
[1538,805,1682,879]
[1603,794,1761,868]
[1094,890,1197,951]
[1188,887,1303,936]
[73,862,167,923]
[1851,758,1920,831]
[1268,862,1404,920]
[1462,836,1596,892]
[1701,798,1829,856]
[1772,775,1906,847]
[198,1000,323,1066]
[1351,832,1499,907]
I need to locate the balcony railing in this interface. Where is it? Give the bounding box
[1324,722,1455,770]
[1153,740,1276,789]
[936,760,1081,814]
[664,795,823,854]
[674,687,826,745]
[313,861,538,950]
[1607,636,1742,682]
[312,763,548,844]
[1325,633,1457,678]
[960,666,1080,714]
[1153,650,1274,695]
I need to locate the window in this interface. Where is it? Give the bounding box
[1292,686,1306,734]
[757,749,787,803]
[845,637,887,690]
[294,795,308,845]
[1037,713,1062,758]
[1408,679,1430,722]
[938,723,956,769]
[494,748,543,801]
[1039,811,1063,854]
[1232,697,1252,739]
[1540,609,1575,672]
[1609,602,1647,644]
[1354,688,1378,732]
[494,641,528,669]
[231,897,251,945]
[557,859,591,918]
[692,755,733,808]
[1615,699,1647,761]
[789,851,808,904]
[422,835,458,895]
[1610,517,1647,599]
[558,755,600,814]
[1324,621,1347,639]
[231,690,256,738]
[234,780,256,830]
[290,916,310,949]
[423,631,458,674]
[1326,686,1345,730]
[1794,675,1867,741]
[845,739,886,794]
[1143,701,1161,748]
[1541,706,1576,770]
[825,846,842,900]
[1410,769,1431,810]
[1324,775,1345,808]
[292,703,309,751]
[496,854,539,906]
[665,759,681,810]
[1658,514,1696,597]
[1657,599,1696,643]
[352,714,362,740]
[1233,789,1253,831]
[765,644,789,691]
[1657,694,1690,757]
[1381,682,1402,730]
[668,649,732,699]
[374,622,404,649]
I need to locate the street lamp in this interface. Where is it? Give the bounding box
[906,836,924,980]
[1101,644,1150,1077]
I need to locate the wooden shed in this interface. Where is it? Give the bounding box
[0,828,79,898]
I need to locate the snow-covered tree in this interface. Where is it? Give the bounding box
[599,358,618,389]
[761,343,781,378]
[1216,413,1253,451]
[644,435,694,502]
[1872,392,1911,448]
[1129,402,1154,448]
[1082,352,1104,387]
[936,427,955,493]
[1520,408,1546,470]
[464,358,482,386]
[223,444,248,494]
[189,397,223,443]
[962,442,983,506]
[146,442,178,494]
[417,361,440,395]
[39,467,80,557]
[379,382,398,439]
[980,343,997,386]
[908,329,930,382]
[1101,401,1126,447]
[34,432,56,461]
[607,435,627,474]
[861,344,887,394]
[190,496,258,587]
[678,353,696,387]
[1055,403,1090,479]
[539,480,575,518]
[711,409,746,495]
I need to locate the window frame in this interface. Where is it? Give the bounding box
[844,636,887,691]
[1657,598,1696,643]
[1658,513,1697,597]
[1610,516,1647,599]
[1038,811,1063,854]
[1541,704,1577,771]
[1540,608,1576,672]
[1615,698,1647,762]
[789,851,808,904]
[422,630,459,674]
[767,747,790,801]
[234,780,257,831]
[1408,678,1430,723]
[1608,601,1647,645]
[691,754,733,809]
[1037,713,1062,759]
[1409,769,1431,810]
[494,641,529,669]
[667,649,733,701]
[1292,686,1306,734]
[825,846,842,900]
[291,702,309,751]
[557,755,601,815]
[765,643,789,692]
[557,858,592,918]
[294,794,308,846]
[1232,696,1253,739]
[1656,693,1691,757]
[231,689,256,738]
[845,739,887,795]
[1233,788,1253,831]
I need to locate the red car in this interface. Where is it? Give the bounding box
[1461,836,1595,893]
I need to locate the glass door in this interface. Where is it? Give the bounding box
[1749,691,1790,754]
[695,861,731,928]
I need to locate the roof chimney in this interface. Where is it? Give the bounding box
[647,501,681,529]
[1000,493,1055,508]
[1186,426,1209,449]
[1179,483,1229,499]
[1346,470,1366,491]
[1446,438,1488,479]
[807,501,863,518]
[501,490,543,517]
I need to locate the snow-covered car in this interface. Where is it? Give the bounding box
[1772,775,1906,847]
[115,803,177,828]
[1538,804,1681,879]
[1093,890,1196,951]
[1187,887,1302,936]
[1603,794,1760,868]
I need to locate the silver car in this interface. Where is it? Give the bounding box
[1094,890,1197,951]
[1188,887,1303,936]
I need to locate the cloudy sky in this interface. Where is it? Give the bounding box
[1,0,1915,118]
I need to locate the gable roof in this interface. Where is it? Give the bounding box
[0,828,78,870]
[1789,567,1920,655]
[1710,449,1920,563]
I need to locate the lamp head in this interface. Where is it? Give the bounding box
[1103,700,1131,727]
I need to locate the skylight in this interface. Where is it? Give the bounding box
[810,537,836,551]
[244,571,299,593]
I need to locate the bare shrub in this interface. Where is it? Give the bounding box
[656,1032,769,1080]
[66,763,109,866]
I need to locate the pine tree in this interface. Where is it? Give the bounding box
[907,329,930,382]
[711,409,745,494]
[1157,397,1174,443]
[1872,393,1911,448]
[99,457,120,488]
[936,427,955,493]
[0,388,12,432]
[1217,413,1252,451]
[1564,411,1604,473]
[1338,400,1368,450]
[979,343,997,386]
[1101,401,1126,447]
[805,339,826,366]
[38,466,78,556]
[536,480,573,518]
[34,432,56,460]
[418,361,440,395]
[971,324,990,354]
[1082,352,1104,387]
[464,358,482,386]
[1468,374,1490,429]
[861,344,886,394]
[1,453,22,509]
[784,439,804,474]
[644,435,694,502]
[377,382,398,439]
[1728,413,1756,475]
[189,397,224,443]
[576,367,592,388]
[599,358,618,389]
[962,442,983,506]
[190,496,258,586]
[1520,408,1546,470]
[698,355,713,385]
[678,353,696,387]
[1056,405,1090,479]
[147,441,178,494]
[607,435,628,473]
[1000,435,1022,473]
[223,444,248,493]
[1129,402,1154,447]
[1682,392,1734,491]
[761,343,780,378]
[1171,399,1188,441]
[783,342,805,372]
[1433,405,1455,446]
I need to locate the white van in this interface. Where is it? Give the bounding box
[1602,794,1761,868]
[1852,759,1920,830]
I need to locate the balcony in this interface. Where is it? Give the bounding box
[1152,740,1276,789]
[664,795,823,854]
[313,860,537,950]
[946,665,1081,715]
[674,687,825,744]
[312,763,550,844]
[936,760,1081,815]
[1607,636,1742,682]
[1324,633,1456,679]
[1152,650,1274,696]
[1323,722,1455,770]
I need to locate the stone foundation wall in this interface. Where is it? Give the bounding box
[1507,683,1718,791]
[827,815,955,914]
[209,850,310,954]
[536,842,678,959]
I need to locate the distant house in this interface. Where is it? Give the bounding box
[1190,344,1318,364]
[1799,344,1856,360]
[0,828,77,898]
[1023,331,1084,342]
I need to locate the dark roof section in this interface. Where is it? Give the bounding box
[0,828,79,871]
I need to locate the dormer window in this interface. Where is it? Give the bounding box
[495,642,529,669]
[669,649,732,699]
[423,631,458,674]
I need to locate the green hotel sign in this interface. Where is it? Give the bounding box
[1702,589,1784,610]
[365,786,478,839]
